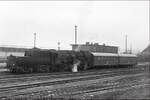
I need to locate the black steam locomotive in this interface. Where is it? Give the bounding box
[6,48,137,73]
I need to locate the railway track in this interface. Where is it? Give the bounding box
[43,74,149,98]
[0,64,148,99]
[0,64,147,85]
[0,68,127,79]
[26,73,149,98]
[0,65,147,89]
[0,68,148,99]
[71,83,150,99]
[1,72,149,100]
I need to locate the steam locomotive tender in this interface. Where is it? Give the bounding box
[6,48,137,73]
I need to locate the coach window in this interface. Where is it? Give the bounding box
[106,56,108,61]
[104,56,106,61]
[105,56,107,62]
[97,57,100,60]
[100,56,102,60]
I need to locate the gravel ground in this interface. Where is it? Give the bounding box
[82,85,150,99]
[0,62,149,100]
[79,63,150,99]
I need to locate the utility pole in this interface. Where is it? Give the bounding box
[58,42,60,50]
[34,33,36,48]
[125,35,127,53]
[75,25,77,45]
[130,44,132,54]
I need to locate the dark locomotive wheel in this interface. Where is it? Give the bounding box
[78,64,83,71]
[83,62,88,70]
[28,67,33,73]
[49,65,60,72]
[10,68,16,73]
[38,65,45,73]
[77,61,88,71]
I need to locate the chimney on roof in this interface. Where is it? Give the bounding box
[86,42,90,45]
[94,43,99,45]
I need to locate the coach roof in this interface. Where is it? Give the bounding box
[91,52,137,57]
[91,52,118,57]
[118,53,137,57]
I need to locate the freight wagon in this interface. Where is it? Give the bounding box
[6,48,137,73]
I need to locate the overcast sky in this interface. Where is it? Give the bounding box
[0,1,149,53]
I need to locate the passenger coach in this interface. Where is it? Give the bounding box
[91,52,137,67]
[118,54,137,66]
[92,52,119,66]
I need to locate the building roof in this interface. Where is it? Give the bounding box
[0,47,30,52]
[71,42,118,48]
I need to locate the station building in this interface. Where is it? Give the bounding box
[71,42,118,53]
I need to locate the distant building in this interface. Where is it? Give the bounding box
[0,47,30,58]
[137,45,150,62]
[71,42,118,53]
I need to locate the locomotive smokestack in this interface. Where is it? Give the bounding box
[75,25,77,45]
[34,33,36,48]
